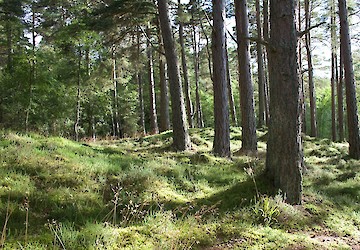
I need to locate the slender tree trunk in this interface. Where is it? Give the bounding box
[192,25,204,128]
[212,0,230,157]
[263,0,270,125]
[225,35,238,127]
[112,56,121,138]
[147,26,159,134]
[235,0,257,152]
[74,49,82,142]
[158,0,191,151]
[338,50,345,141]
[26,6,36,132]
[5,14,13,73]
[158,38,170,132]
[298,0,307,134]
[338,0,360,159]
[255,0,266,128]
[305,0,317,137]
[331,1,337,141]
[178,0,194,128]
[137,30,146,135]
[200,19,213,81]
[266,0,303,204]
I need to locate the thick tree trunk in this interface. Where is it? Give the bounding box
[147,26,159,135]
[178,0,194,128]
[305,0,317,137]
[212,0,230,157]
[225,35,238,127]
[235,0,257,152]
[266,0,303,204]
[255,0,266,128]
[338,0,360,159]
[158,0,191,151]
[192,25,204,128]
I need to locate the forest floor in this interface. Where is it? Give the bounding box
[0,128,359,249]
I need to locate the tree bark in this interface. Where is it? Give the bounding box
[331,1,337,141]
[112,55,122,138]
[178,0,194,128]
[235,0,257,152]
[212,0,230,157]
[158,0,191,151]
[74,48,82,142]
[298,0,306,134]
[263,0,270,125]
[266,0,303,204]
[338,0,360,159]
[200,18,213,81]
[255,0,266,128]
[147,25,159,135]
[305,0,317,137]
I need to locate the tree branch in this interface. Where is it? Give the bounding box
[297,21,327,37]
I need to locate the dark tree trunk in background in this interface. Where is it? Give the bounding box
[331,1,337,141]
[157,27,171,132]
[192,25,204,128]
[338,0,360,159]
[225,35,238,127]
[305,0,317,137]
[158,0,191,151]
[212,0,230,157]
[338,51,345,141]
[266,0,303,204]
[137,30,146,135]
[235,0,257,152]
[178,0,194,128]
[112,55,122,138]
[255,0,266,128]
[200,19,213,81]
[147,26,159,135]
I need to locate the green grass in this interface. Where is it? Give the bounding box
[0,129,359,249]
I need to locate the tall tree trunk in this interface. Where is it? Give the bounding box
[200,19,213,81]
[158,0,191,151]
[331,1,337,141]
[255,0,266,128]
[305,0,317,137]
[235,0,257,152]
[178,0,194,128]
[25,5,36,132]
[212,0,230,157]
[266,0,303,204]
[298,0,307,134]
[137,30,146,135]
[338,50,345,141]
[263,0,270,125]
[338,0,360,159]
[74,49,82,142]
[192,25,204,128]
[112,55,122,138]
[225,34,238,127]
[158,37,170,132]
[147,26,159,134]
[5,14,13,73]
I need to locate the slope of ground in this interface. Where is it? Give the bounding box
[0,128,359,249]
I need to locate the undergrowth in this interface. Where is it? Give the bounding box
[0,129,359,249]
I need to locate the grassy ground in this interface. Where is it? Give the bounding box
[0,128,359,249]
